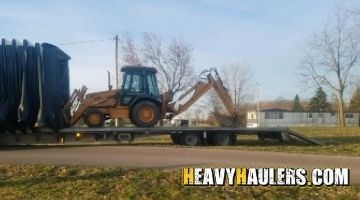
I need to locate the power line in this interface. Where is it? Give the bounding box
[256,81,295,98]
[58,38,114,46]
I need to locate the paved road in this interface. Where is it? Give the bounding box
[1,146,359,183]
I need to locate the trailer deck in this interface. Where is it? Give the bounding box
[0,127,322,146]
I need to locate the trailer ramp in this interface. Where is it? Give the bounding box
[286,129,323,145]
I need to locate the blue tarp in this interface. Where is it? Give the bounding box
[0,39,70,133]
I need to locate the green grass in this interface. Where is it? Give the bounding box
[1,128,359,199]
[132,127,360,157]
[0,164,359,200]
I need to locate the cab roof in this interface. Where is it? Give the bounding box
[121,66,157,73]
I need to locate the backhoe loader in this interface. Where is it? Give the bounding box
[63,66,238,127]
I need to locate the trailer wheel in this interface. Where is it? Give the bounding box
[170,133,181,144]
[181,132,201,146]
[83,109,105,127]
[212,133,235,146]
[131,101,160,127]
[257,133,265,141]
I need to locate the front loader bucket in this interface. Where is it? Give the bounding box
[62,86,87,126]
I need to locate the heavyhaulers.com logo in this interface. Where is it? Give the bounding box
[182,168,349,186]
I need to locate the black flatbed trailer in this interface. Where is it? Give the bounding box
[0,126,322,146]
[61,126,288,133]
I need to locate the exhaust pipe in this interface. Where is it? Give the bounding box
[107,70,113,90]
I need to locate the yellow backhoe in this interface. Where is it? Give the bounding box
[63,66,239,127]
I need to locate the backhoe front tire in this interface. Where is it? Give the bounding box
[83,109,105,127]
[131,101,160,127]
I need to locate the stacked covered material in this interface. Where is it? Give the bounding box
[0,39,70,133]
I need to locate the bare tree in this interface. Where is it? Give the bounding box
[120,32,195,97]
[120,34,142,66]
[142,33,194,95]
[221,64,253,110]
[300,4,360,127]
[210,63,253,125]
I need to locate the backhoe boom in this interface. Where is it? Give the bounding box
[167,68,238,119]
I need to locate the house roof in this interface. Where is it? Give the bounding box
[260,108,290,112]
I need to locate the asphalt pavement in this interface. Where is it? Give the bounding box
[0,146,359,183]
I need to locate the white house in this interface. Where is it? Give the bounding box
[247,109,359,127]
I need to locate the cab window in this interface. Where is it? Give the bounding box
[122,73,141,93]
[147,73,159,96]
[131,74,140,92]
[123,74,131,90]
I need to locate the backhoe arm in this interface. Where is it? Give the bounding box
[168,81,212,115]
[208,75,237,116]
[167,68,237,118]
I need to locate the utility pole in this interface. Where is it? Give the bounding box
[115,35,119,127]
[115,35,119,90]
[256,82,260,127]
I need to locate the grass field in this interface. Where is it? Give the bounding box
[133,127,360,157]
[0,164,359,200]
[1,128,359,199]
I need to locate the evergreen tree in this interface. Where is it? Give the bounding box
[308,87,331,112]
[349,86,360,112]
[292,94,304,112]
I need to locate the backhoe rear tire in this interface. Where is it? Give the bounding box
[83,109,105,127]
[131,101,160,127]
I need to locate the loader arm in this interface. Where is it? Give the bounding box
[63,86,118,126]
[168,68,237,118]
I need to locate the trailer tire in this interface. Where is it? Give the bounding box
[83,109,105,127]
[257,133,265,141]
[170,133,181,144]
[212,132,235,146]
[181,132,201,146]
[131,101,160,127]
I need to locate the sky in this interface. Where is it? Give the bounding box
[1,0,354,102]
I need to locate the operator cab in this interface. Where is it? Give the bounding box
[120,66,160,106]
